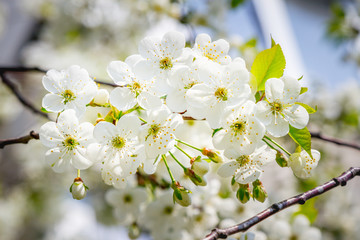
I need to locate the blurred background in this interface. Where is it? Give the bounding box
[0,0,359,239]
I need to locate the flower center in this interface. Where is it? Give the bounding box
[159,57,173,70]
[236,155,250,166]
[214,87,228,101]
[130,81,142,95]
[271,101,283,113]
[63,136,79,150]
[148,124,161,136]
[184,81,196,90]
[163,206,173,215]
[112,136,126,149]
[123,194,132,203]
[62,89,76,104]
[231,121,246,135]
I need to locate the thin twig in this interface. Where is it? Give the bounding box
[203,167,360,240]
[0,72,50,119]
[311,132,360,151]
[0,131,39,149]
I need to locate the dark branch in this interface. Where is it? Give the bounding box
[0,72,50,119]
[0,131,39,149]
[311,132,360,151]
[203,167,360,240]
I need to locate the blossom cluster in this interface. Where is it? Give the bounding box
[38,31,321,238]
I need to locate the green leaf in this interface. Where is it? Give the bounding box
[299,87,308,95]
[212,128,222,137]
[271,36,276,47]
[251,43,286,91]
[288,126,313,158]
[231,0,245,8]
[41,107,51,113]
[298,75,304,80]
[295,102,317,114]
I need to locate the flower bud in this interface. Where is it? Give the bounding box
[191,156,209,176]
[128,223,140,239]
[202,148,222,163]
[93,89,109,105]
[171,182,191,207]
[252,180,267,203]
[184,168,207,186]
[275,150,288,167]
[236,184,251,204]
[70,177,88,200]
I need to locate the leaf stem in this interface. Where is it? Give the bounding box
[263,135,291,156]
[169,151,187,171]
[175,145,192,159]
[176,139,202,152]
[162,154,175,183]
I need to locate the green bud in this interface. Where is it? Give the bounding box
[201,148,223,163]
[236,184,251,204]
[171,182,191,207]
[128,223,140,239]
[275,150,288,167]
[191,157,209,176]
[252,180,267,203]
[70,177,88,200]
[184,168,207,186]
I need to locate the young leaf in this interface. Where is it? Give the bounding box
[300,87,308,95]
[295,102,317,114]
[288,126,313,158]
[250,44,286,91]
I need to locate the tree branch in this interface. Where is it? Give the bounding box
[0,71,50,119]
[0,131,39,149]
[311,132,360,151]
[203,167,360,240]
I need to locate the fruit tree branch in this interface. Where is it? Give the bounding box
[203,167,360,240]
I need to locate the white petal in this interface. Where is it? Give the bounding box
[166,89,187,113]
[75,81,98,104]
[205,102,225,129]
[143,158,160,174]
[256,101,272,125]
[133,59,156,80]
[266,114,289,137]
[71,148,93,169]
[186,83,215,108]
[217,161,239,178]
[282,75,301,104]
[42,69,64,93]
[283,105,309,129]
[87,143,107,163]
[76,122,94,146]
[235,167,261,184]
[94,121,117,142]
[195,34,211,48]
[212,129,232,150]
[161,31,185,59]
[107,61,134,86]
[110,87,137,111]
[57,109,79,135]
[117,115,141,138]
[265,78,284,102]
[40,122,63,148]
[45,148,70,173]
[42,94,64,112]
[137,91,162,110]
[138,36,162,60]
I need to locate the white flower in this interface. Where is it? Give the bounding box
[186,59,251,128]
[39,109,94,172]
[193,33,231,65]
[288,149,320,179]
[135,31,186,93]
[105,187,148,225]
[166,65,201,113]
[212,101,265,155]
[139,105,183,174]
[87,115,144,188]
[107,55,162,111]
[217,143,276,184]
[42,65,97,116]
[256,76,309,137]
